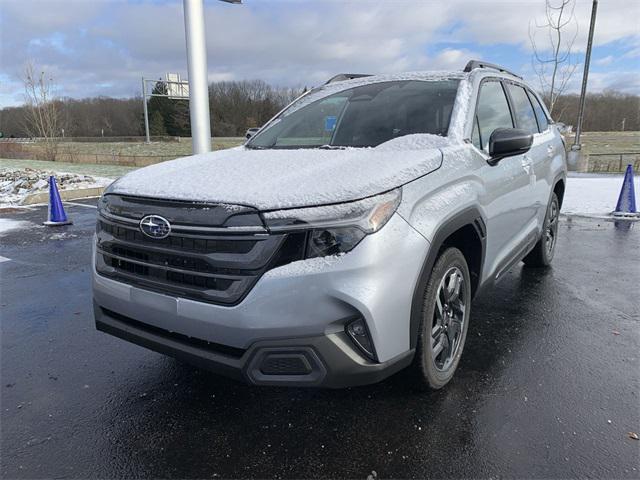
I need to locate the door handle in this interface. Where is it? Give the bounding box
[547,145,554,157]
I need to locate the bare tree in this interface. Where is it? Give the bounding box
[22,63,62,160]
[529,0,579,115]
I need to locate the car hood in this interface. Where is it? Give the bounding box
[109,134,448,210]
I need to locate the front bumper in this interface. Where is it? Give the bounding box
[93,213,430,387]
[95,303,414,388]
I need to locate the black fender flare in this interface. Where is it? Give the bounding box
[409,207,487,350]
[550,172,566,208]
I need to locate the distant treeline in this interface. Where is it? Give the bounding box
[0,80,638,138]
[0,80,302,139]
[552,91,640,132]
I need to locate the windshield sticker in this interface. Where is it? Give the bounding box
[324,116,337,132]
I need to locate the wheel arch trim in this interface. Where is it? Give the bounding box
[409,207,486,350]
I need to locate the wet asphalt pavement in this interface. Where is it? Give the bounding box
[1,200,639,479]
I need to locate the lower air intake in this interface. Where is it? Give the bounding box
[260,354,312,375]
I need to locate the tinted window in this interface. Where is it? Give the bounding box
[475,81,513,151]
[527,90,549,131]
[247,80,460,149]
[507,84,538,134]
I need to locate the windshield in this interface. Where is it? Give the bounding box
[247,80,460,149]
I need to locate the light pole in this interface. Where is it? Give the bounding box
[572,0,598,152]
[183,0,241,155]
[142,77,150,144]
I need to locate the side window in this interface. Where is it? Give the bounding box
[506,84,538,134]
[527,90,549,132]
[475,81,514,152]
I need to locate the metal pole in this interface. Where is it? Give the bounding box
[142,77,151,144]
[572,0,598,150]
[183,0,212,154]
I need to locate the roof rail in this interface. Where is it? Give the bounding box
[463,60,522,79]
[324,73,372,85]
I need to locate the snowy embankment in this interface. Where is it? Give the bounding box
[563,173,638,217]
[0,168,112,207]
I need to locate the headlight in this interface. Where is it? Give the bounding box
[263,189,401,258]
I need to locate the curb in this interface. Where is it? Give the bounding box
[561,212,640,222]
[21,186,105,205]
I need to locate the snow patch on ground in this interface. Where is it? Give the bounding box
[563,174,639,217]
[0,218,32,235]
[48,232,78,241]
[0,168,112,207]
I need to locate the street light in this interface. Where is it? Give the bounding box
[571,0,598,154]
[183,0,241,155]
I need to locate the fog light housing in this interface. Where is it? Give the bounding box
[346,318,376,361]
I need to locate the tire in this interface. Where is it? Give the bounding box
[410,247,471,390]
[523,192,559,268]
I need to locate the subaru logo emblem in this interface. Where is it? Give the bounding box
[139,215,171,239]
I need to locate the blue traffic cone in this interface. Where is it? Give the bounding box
[612,164,638,218]
[43,176,72,226]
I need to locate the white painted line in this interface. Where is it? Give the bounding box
[64,202,98,209]
[0,256,10,263]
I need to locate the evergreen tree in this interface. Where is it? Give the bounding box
[149,110,167,136]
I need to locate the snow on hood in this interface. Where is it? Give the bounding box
[109,134,448,210]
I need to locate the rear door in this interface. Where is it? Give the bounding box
[504,82,553,231]
[527,89,562,224]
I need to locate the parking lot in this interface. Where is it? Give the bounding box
[1,200,639,479]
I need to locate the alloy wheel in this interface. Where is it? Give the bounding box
[545,199,559,256]
[431,267,466,372]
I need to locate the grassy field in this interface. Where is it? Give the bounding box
[571,131,640,154]
[55,137,244,157]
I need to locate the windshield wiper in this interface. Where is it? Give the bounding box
[317,144,347,150]
[245,144,270,150]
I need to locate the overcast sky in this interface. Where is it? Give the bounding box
[1,0,639,107]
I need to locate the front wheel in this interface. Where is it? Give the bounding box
[410,247,471,390]
[523,192,559,267]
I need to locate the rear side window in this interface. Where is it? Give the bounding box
[506,84,538,134]
[527,90,549,132]
[473,81,514,152]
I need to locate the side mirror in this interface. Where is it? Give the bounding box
[488,128,533,165]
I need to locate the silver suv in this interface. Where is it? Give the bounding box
[93,61,566,389]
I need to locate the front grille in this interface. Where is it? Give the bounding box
[96,195,305,305]
[99,221,256,254]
